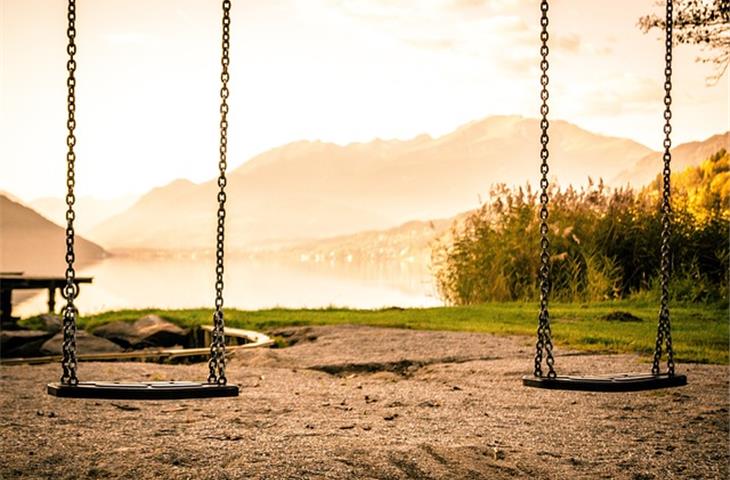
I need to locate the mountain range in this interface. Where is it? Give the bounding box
[87,115,668,251]
[29,195,137,236]
[7,115,727,256]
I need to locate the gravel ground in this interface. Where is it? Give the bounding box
[1,325,728,479]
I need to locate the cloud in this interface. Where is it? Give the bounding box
[448,0,532,14]
[577,75,663,116]
[551,34,613,56]
[484,15,529,36]
[555,34,581,53]
[328,0,534,57]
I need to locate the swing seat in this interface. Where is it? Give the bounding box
[47,381,239,400]
[522,373,686,392]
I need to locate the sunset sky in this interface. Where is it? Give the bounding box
[1,0,727,200]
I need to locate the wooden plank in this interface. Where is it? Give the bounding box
[0,276,93,290]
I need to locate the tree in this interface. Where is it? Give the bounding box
[639,0,730,84]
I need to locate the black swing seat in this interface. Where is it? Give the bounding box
[522,373,686,392]
[47,381,239,400]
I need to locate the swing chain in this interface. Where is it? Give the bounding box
[208,0,232,385]
[652,0,675,376]
[61,0,79,385]
[533,0,556,379]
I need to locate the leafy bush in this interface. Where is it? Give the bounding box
[434,150,729,305]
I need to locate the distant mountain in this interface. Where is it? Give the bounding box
[612,132,729,186]
[90,115,654,251]
[262,214,467,266]
[0,195,107,276]
[30,194,138,236]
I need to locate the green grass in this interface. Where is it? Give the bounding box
[23,300,729,364]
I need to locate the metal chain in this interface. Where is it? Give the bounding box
[533,0,556,379]
[208,0,232,385]
[652,0,675,376]
[60,0,79,385]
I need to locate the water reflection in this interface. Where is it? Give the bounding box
[15,256,442,316]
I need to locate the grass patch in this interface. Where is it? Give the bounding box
[23,300,728,364]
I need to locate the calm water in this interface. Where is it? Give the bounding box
[15,256,442,316]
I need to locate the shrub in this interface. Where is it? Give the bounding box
[434,151,729,305]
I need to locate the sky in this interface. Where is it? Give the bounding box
[1,0,727,200]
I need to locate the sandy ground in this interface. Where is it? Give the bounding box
[1,325,728,480]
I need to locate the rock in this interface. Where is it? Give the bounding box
[492,447,505,461]
[1,330,55,358]
[133,315,188,348]
[92,315,188,349]
[36,314,62,334]
[91,321,139,349]
[40,330,123,355]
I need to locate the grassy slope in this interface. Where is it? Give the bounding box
[27,300,727,365]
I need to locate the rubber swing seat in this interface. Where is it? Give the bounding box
[47,381,239,400]
[522,372,686,392]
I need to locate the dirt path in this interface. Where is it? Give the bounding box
[1,325,728,479]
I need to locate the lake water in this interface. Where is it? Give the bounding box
[14,256,442,317]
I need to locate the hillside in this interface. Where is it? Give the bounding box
[30,194,138,235]
[0,195,107,275]
[259,214,468,266]
[90,115,653,251]
[271,145,730,278]
[612,132,729,186]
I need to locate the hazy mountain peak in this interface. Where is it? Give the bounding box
[612,131,729,186]
[90,115,676,251]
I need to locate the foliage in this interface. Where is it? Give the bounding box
[639,0,730,84]
[434,150,729,305]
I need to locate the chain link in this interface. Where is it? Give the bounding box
[652,0,675,376]
[533,0,556,379]
[208,0,232,385]
[60,0,79,385]
[58,0,234,385]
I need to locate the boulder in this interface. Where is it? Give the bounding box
[1,330,55,358]
[92,315,188,349]
[91,321,139,349]
[41,330,123,355]
[36,314,62,334]
[133,315,188,348]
